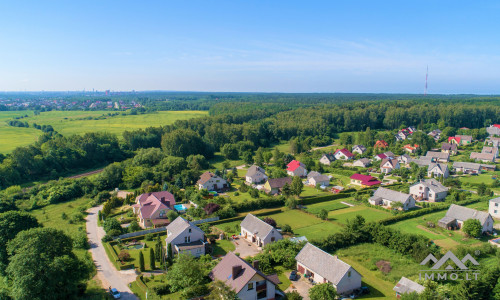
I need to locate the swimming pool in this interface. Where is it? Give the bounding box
[174,204,188,211]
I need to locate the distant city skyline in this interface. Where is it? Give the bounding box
[1,1,500,94]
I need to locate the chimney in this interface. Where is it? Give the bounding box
[161,197,165,202]
[232,265,242,279]
[252,260,260,270]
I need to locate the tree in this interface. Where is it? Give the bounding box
[102,201,112,217]
[242,151,254,165]
[286,291,303,300]
[263,217,277,227]
[167,210,179,222]
[207,280,238,300]
[139,251,145,272]
[128,220,141,233]
[0,211,40,274]
[318,209,328,220]
[167,243,173,263]
[166,254,209,292]
[309,283,337,300]
[204,203,221,215]
[161,128,213,158]
[155,239,163,261]
[103,218,122,235]
[6,228,90,300]
[291,176,304,197]
[462,219,482,238]
[150,247,156,270]
[254,147,264,166]
[281,224,293,233]
[285,197,297,209]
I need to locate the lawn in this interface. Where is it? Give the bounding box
[459,171,500,186]
[305,199,349,214]
[212,239,236,256]
[328,205,392,224]
[111,235,167,271]
[0,110,207,152]
[267,210,343,240]
[335,243,423,299]
[130,274,184,300]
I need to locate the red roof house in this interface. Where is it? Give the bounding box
[133,191,175,228]
[448,136,461,145]
[334,148,355,160]
[374,140,389,149]
[350,174,382,187]
[287,160,307,177]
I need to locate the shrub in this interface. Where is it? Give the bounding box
[463,219,482,238]
[73,231,90,249]
[281,224,293,233]
[139,251,145,272]
[204,203,221,215]
[118,250,131,262]
[145,233,154,241]
[318,209,328,220]
[262,217,277,227]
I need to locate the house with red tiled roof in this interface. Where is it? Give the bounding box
[374,140,389,149]
[403,144,419,154]
[334,148,355,160]
[133,191,175,228]
[286,160,307,177]
[448,135,472,146]
[373,153,387,161]
[487,124,500,136]
[349,174,382,188]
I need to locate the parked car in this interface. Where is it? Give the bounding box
[109,288,121,299]
[288,270,299,281]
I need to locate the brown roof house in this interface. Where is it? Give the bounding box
[263,177,292,195]
[165,217,206,257]
[295,243,362,295]
[438,204,493,233]
[132,191,175,228]
[380,158,400,174]
[197,171,228,191]
[441,143,458,155]
[209,252,279,300]
[240,214,282,248]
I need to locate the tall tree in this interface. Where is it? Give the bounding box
[166,254,208,292]
[309,283,337,300]
[291,176,304,197]
[139,251,145,272]
[149,247,155,270]
[207,280,237,300]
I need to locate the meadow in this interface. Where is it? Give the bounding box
[0,110,208,153]
[328,205,392,224]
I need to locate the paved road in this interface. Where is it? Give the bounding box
[86,206,138,300]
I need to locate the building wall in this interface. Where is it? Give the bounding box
[336,267,362,295]
[177,245,205,257]
[168,227,205,254]
[199,177,228,191]
[490,201,500,219]
[319,156,332,165]
[246,172,267,184]
[236,274,275,300]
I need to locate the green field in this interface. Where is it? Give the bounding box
[0,110,208,153]
[305,199,349,214]
[328,205,392,224]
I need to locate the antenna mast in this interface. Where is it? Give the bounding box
[424,66,428,96]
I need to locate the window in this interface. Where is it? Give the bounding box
[348,271,351,277]
[247,283,254,290]
[184,236,191,243]
[494,210,497,214]
[189,228,192,233]
[496,203,499,207]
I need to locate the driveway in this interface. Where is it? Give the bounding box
[232,237,261,258]
[86,206,138,300]
[284,272,311,300]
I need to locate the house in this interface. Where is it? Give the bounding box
[197,171,228,191]
[334,148,355,160]
[353,158,371,168]
[295,243,362,295]
[412,157,433,167]
[452,162,483,174]
[427,163,449,179]
[398,154,412,166]
[240,214,282,247]
[380,158,400,174]
[486,137,500,147]
[395,131,409,141]
[438,204,493,233]
[489,197,500,219]
[263,177,293,195]
[410,179,449,202]
[374,140,389,149]
[369,187,416,210]
[403,144,419,154]
[349,174,382,188]
[287,160,307,177]
[486,124,500,136]
[246,165,268,184]
[165,217,206,257]
[133,191,175,228]
[352,145,367,155]
[309,174,330,187]
[393,277,425,298]
[307,171,321,179]
[441,143,458,155]
[482,146,499,158]
[209,252,278,300]
[448,135,472,145]
[470,152,495,163]
[319,153,336,165]
[428,129,441,141]
[425,151,450,163]
[373,153,387,161]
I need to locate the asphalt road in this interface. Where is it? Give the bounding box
[86,206,138,300]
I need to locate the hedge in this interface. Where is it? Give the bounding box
[208,208,282,226]
[105,241,135,270]
[232,197,285,213]
[135,275,148,292]
[378,198,480,225]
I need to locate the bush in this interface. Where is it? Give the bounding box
[281,224,293,233]
[263,217,277,227]
[145,233,154,241]
[318,209,328,220]
[73,231,90,249]
[118,250,131,262]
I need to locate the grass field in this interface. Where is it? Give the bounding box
[328,205,392,224]
[0,110,207,153]
[305,199,349,214]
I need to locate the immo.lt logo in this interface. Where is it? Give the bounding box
[419,251,480,281]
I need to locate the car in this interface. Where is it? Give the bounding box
[289,270,299,281]
[109,288,121,299]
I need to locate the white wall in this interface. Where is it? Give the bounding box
[490,201,500,219]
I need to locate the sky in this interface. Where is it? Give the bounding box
[1,1,500,93]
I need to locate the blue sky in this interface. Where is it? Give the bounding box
[1,1,499,93]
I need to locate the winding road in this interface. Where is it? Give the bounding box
[86,206,138,300]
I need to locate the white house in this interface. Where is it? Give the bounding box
[352,145,367,155]
[245,165,268,184]
[393,277,425,297]
[165,217,206,257]
[197,171,228,191]
[240,214,282,248]
[427,163,449,179]
[319,153,336,165]
[369,187,416,210]
[410,179,448,202]
[309,174,330,187]
[209,252,278,300]
[295,243,362,295]
[380,158,400,174]
[489,197,500,219]
[438,204,494,233]
[425,151,450,163]
[334,148,355,160]
[353,158,371,168]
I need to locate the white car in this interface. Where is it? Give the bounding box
[110,288,121,299]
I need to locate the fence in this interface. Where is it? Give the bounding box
[192,217,219,225]
[116,226,167,239]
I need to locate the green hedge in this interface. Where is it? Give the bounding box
[135,275,148,292]
[232,197,285,213]
[378,198,480,225]
[209,209,282,226]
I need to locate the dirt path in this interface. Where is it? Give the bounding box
[310,144,337,151]
[67,168,104,179]
[86,206,138,300]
